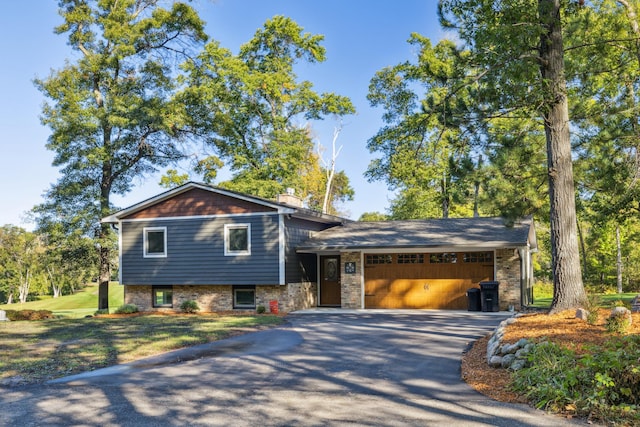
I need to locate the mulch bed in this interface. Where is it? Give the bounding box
[461,309,640,403]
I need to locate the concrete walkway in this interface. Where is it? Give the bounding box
[0,311,590,426]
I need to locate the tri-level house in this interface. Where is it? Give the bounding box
[102,182,537,312]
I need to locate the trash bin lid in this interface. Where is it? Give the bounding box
[480,281,499,289]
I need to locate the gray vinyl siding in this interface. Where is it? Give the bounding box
[284,217,333,283]
[121,215,280,286]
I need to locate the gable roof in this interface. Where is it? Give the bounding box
[297,217,536,252]
[101,182,347,225]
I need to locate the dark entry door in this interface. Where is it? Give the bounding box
[320,256,341,306]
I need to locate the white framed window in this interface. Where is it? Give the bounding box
[144,227,167,258]
[224,223,251,256]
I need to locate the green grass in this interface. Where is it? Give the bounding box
[0,314,283,384]
[530,282,636,309]
[0,283,124,318]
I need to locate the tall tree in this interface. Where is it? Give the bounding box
[367,36,479,219]
[34,1,206,310]
[438,0,587,311]
[179,16,355,203]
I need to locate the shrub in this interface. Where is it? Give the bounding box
[512,336,640,424]
[256,305,266,314]
[605,308,632,334]
[585,294,602,326]
[180,300,199,314]
[4,309,54,321]
[115,304,138,314]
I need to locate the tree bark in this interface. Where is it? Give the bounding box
[616,224,623,293]
[538,0,587,313]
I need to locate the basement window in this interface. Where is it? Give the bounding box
[153,286,173,308]
[233,285,256,309]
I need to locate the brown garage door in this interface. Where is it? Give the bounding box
[364,252,494,309]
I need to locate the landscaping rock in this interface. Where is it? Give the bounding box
[631,295,640,313]
[501,353,516,369]
[575,308,589,321]
[610,306,632,323]
[510,359,527,371]
[516,338,529,348]
[489,355,503,368]
[515,348,529,359]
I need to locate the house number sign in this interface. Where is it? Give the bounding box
[345,262,356,274]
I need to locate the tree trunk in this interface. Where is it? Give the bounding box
[18,269,31,304]
[616,224,623,293]
[7,292,13,305]
[577,219,588,279]
[98,163,112,311]
[538,0,587,313]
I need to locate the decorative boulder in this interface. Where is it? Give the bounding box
[575,308,589,321]
[610,306,632,325]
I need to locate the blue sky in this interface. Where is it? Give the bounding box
[0,1,444,228]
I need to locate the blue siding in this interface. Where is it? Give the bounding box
[121,215,280,285]
[284,217,332,283]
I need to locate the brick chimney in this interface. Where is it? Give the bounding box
[276,188,303,207]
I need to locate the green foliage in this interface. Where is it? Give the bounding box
[358,212,390,222]
[159,169,190,189]
[256,305,266,314]
[605,309,632,334]
[33,0,207,311]
[114,304,138,314]
[180,300,199,314]
[179,15,355,210]
[513,337,640,424]
[585,294,602,326]
[4,310,55,321]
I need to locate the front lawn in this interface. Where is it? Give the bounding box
[0,313,282,385]
[0,282,124,318]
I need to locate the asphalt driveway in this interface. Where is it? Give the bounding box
[0,310,588,426]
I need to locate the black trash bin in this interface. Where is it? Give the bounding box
[466,288,481,311]
[480,281,500,312]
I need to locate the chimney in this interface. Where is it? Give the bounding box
[277,188,303,207]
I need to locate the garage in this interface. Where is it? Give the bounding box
[364,252,494,309]
[297,217,536,311]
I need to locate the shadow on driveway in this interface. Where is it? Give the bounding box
[0,311,590,426]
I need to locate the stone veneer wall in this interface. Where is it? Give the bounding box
[340,252,363,309]
[495,248,522,310]
[124,282,316,313]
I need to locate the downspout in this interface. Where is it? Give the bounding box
[518,247,527,308]
[279,215,286,285]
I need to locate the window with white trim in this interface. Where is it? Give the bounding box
[224,224,251,256]
[144,227,167,258]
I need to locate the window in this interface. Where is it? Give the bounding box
[365,254,393,265]
[225,224,251,256]
[463,252,493,263]
[153,286,173,308]
[233,285,256,309]
[429,253,458,264]
[144,227,167,258]
[397,254,424,264]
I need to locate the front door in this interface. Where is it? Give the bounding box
[320,256,341,306]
